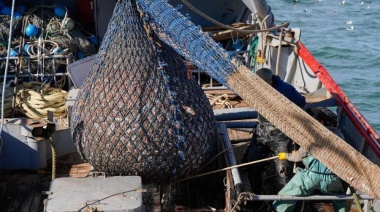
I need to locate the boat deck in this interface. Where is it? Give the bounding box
[0,138,366,212]
[0,87,368,212]
[0,153,86,211]
[0,170,49,211]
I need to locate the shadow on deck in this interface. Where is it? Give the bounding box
[0,152,86,211]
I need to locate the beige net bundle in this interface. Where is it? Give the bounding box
[227,65,380,199]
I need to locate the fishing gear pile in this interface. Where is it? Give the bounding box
[0,4,97,119]
[71,0,216,183]
[0,4,96,81]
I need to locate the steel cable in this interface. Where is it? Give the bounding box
[0,0,16,154]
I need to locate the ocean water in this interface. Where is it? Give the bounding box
[268,0,380,133]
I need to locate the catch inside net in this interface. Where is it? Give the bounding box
[71,0,216,183]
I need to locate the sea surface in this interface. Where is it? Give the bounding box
[268,0,380,133]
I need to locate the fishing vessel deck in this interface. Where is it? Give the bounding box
[0,0,379,211]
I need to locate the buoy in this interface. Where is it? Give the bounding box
[62,18,75,30]
[76,51,85,59]
[9,49,18,57]
[54,6,66,18]
[13,11,22,19]
[233,39,245,51]
[0,6,11,15]
[17,4,27,14]
[25,24,38,37]
[47,22,60,33]
[87,36,98,45]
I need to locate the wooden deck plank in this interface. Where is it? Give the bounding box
[69,163,93,178]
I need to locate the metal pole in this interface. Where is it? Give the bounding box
[213,107,258,121]
[222,121,257,129]
[93,0,99,43]
[218,122,243,195]
[251,194,375,201]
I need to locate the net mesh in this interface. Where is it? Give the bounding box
[136,0,237,89]
[0,15,22,56]
[0,15,22,41]
[71,0,216,183]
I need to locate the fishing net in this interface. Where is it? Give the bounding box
[24,8,97,58]
[255,117,294,192]
[135,0,380,199]
[242,118,294,195]
[27,14,44,29]
[66,29,96,56]
[0,15,22,42]
[136,0,236,89]
[0,4,100,120]
[71,0,216,183]
[0,5,97,74]
[0,15,22,57]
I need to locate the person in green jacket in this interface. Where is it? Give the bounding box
[272,109,347,212]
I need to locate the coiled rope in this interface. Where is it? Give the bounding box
[1,81,67,119]
[16,81,68,119]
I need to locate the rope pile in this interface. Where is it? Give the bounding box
[0,81,67,119]
[206,94,233,109]
[17,82,67,118]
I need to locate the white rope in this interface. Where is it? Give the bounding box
[276,29,284,75]
[0,0,17,154]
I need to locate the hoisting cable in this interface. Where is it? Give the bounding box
[191,143,249,176]
[178,156,279,182]
[180,0,289,33]
[0,0,17,154]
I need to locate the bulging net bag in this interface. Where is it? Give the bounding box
[71,0,216,183]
